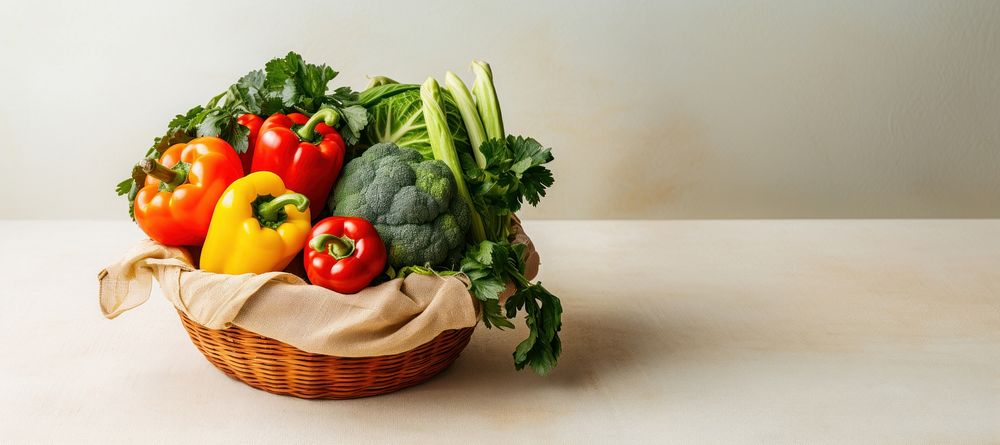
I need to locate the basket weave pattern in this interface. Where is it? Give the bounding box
[178,311,475,399]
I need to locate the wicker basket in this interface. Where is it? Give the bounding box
[177,311,475,399]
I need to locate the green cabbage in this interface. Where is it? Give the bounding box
[358,83,471,159]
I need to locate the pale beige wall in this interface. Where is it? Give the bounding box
[1,0,998,219]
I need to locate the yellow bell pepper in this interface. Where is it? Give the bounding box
[200,171,311,274]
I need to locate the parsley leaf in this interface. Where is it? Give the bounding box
[505,280,562,375]
[455,133,560,374]
[460,241,516,329]
[115,178,133,196]
[336,104,369,145]
[459,239,563,374]
[265,52,338,109]
[467,135,555,240]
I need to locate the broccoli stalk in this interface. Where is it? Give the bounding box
[420,77,487,242]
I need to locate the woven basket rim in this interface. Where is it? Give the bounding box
[178,309,477,359]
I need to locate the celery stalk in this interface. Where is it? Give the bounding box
[471,61,504,141]
[444,71,487,168]
[420,77,487,242]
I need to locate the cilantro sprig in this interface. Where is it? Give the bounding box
[116,52,367,219]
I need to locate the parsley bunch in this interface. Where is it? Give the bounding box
[116,52,367,218]
[461,240,562,375]
[462,136,555,241]
[456,135,560,375]
[407,63,562,376]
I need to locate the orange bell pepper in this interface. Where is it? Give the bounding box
[133,137,243,246]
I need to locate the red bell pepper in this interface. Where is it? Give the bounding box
[250,109,346,217]
[304,216,387,294]
[236,113,264,174]
[133,137,244,246]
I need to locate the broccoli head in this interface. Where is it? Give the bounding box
[330,143,471,268]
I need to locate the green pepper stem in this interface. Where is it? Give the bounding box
[296,108,341,140]
[257,193,309,222]
[138,159,186,190]
[309,234,356,260]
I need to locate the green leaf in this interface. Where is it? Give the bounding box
[265,51,339,110]
[512,314,538,362]
[195,109,227,137]
[226,123,251,154]
[508,136,552,169]
[264,53,294,90]
[505,281,563,375]
[459,237,563,374]
[236,69,266,91]
[462,135,554,239]
[336,104,368,145]
[230,71,265,115]
[280,78,299,107]
[358,83,420,106]
[167,105,204,130]
[115,178,133,196]
[520,165,554,206]
[471,240,496,265]
[302,62,337,99]
[470,273,506,302]
[480,298,515,329]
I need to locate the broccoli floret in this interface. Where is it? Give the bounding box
[330,143,471,268]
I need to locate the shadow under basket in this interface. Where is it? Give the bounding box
[177,311,475,399]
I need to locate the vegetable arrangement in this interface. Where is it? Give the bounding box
[115,52,561,375]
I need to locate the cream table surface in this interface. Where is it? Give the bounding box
[1,220,998,444]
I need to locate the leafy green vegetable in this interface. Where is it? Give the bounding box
[505,277,562,375]
[264,52,338,109]
[457,134,559,374]
[471,61,504,141]
[463,136,554,241]
[116,52,366,219]
[359,83,471,160]
[460,63,560,375]
[460,240,561,374]
[460,241,516,329]
[170,52,366,148]
[358,82,411,104]
[444,71,487,167]
[330,143,471,269]
[420,77,487,243]
[370,66,561,375]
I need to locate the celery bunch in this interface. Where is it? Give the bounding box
[419,64,560,375]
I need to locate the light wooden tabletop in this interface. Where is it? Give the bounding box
[1,220,998,444]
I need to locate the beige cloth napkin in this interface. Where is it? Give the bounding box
[98,221,538,357]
